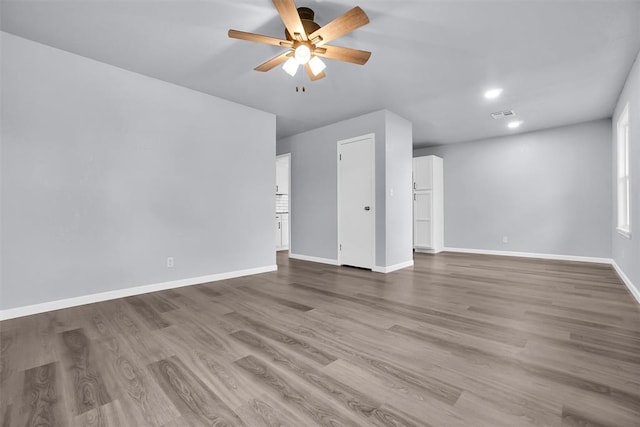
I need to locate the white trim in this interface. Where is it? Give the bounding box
[616,228,632,239]
[0,265,277,321]
[288,253,340,266]
[276,153,292,255]
[415,247,443,254]
[616,103,631,234]
[443,247,639,305]
[443,247,611,264]
[373,260,414,273]
[337,133,376,269]
[611,260,640,304]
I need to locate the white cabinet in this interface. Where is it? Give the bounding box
[281,213,289,248]
[413,155,434,191]
[413,156,444,253]
[413,192,432,248]
[276,157,289,194]
[276,213,289,250]
[276,215,282,248]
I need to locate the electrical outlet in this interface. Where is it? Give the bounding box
[502,236,508,244]
[167,257,174,268]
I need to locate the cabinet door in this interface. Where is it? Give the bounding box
[275,215,282,247]
[413,191,433,248]
[413,156,433,191]
[281,214,289,248]
[276,158,289,194]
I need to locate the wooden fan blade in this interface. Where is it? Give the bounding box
[228,29,293,48]
[304,63,326,81]
[308,6,369,46]
[255,51,293,72]
[315,45,371,65]
[272,0,307,41]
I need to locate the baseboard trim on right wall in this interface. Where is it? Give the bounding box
[443,247,639,305]
[444,247,611,264]
[611,260,640,304]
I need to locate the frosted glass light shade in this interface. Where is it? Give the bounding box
[294,45,311,64]
[308,56,326,76]
[282,57,299,76]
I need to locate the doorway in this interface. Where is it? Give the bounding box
[276,154,290,252]
[337,134,375,269]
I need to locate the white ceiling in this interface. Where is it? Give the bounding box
[2,1,639,146]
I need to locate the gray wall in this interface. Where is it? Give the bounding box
[277,109,413,268]
[384,111,414,266]
[414,119,612,258]
[612,49,640,292]
[277,110,386,263]
[0,32,276,310]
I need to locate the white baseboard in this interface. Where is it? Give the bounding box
[444,247,611,264]
[288,253,340,266]
[289,252,413,273]
[4,249,636,320]
[0,264,278,321]
[373,260,414,274]
[444,247,639,305]
[415,248,443,254]
[611,260,640,304]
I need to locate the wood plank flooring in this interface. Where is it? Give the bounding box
[1,252,639,426]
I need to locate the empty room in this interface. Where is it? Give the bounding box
[1,1,639,426]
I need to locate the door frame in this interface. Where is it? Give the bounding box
[276,153,291,254]
[337,133,376,268]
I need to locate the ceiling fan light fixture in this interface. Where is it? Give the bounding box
[294,44,312,64]
[282,57,299,76]
[308,56,326,76]
[228,2,371,81]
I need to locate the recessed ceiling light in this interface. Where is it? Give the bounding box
[484,88,503,99]
[507,120,523,129]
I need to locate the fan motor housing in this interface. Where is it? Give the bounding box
[285,7,321,40]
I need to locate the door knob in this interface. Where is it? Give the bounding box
[364,206,371,211]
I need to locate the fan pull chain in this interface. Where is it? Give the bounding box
[296,72,306,93]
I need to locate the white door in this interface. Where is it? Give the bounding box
[414,191,432,248]
[338,135,374,269]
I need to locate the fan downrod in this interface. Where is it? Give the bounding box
[285,7,321,41]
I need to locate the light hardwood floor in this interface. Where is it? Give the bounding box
[1,252,639,426]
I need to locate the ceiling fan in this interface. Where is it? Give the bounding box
[228,0,371,81]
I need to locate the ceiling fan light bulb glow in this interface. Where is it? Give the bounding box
[294,44,311,64]
[308,56,326,76]
[282,57,299,76]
